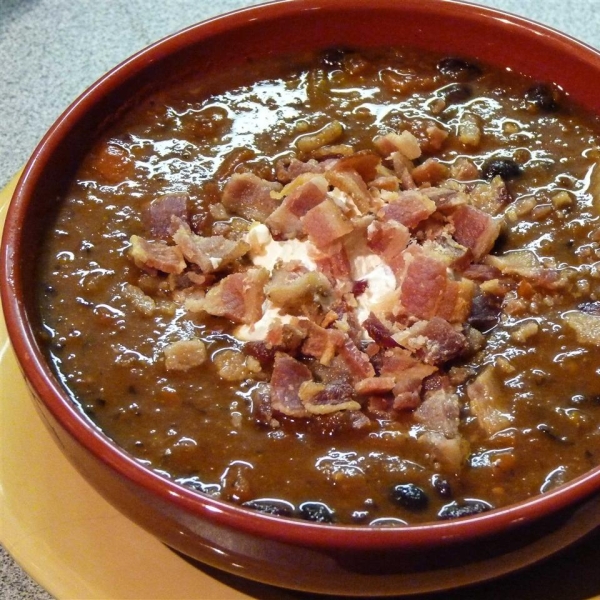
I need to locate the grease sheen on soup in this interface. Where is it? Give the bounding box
[37,47,600,525]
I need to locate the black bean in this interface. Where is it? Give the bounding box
[320,47,353,69]
[242,499,295,517]
[438,499,492,520]
[481,158,522,181]
[468,292,503,332]
[441,83,473,104]
[390,483,429,511]
[537,423,570,444]
[431,475,453,498]
[437,57,482,80]
[526,83,561,112]
[577,301,600,316]
[298,502,335,523]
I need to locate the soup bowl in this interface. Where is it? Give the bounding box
[2,0,600,595]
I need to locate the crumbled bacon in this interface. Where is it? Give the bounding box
[143,193,189,238]
[411,159,450,186]
[172,220,249,273]
[270,353,313,417]
[266,263,332,313]
[127,118,542,460]
[467,366,512,435]
[301,198,354,248]
[325,168,372,213]
[450,204,502,261]
[301,321,345,365]
[374,131,422,160]
[355,376,396,395]
[337,336,376,382]
[221,172,282,221]
[363,313,399,348]
[378,190,437,229]
[129,235,186,274]
[275,157,336,183]
[367,220,410,272]
[199,268,268,324]
[333,150,381,182]
[266,175,328,239]
[398,317,467,365]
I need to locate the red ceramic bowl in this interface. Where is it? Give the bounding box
[3,0,600,595]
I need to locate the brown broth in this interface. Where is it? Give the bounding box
[37,47,600,525]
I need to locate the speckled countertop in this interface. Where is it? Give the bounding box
[1,1,599,598]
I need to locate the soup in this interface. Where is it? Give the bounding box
[37,47,600,525]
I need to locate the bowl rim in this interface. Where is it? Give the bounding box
[3,0,600,552]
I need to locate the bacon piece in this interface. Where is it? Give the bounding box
[337,336,376,382]
[379,347,421,377]
[172,221,249,273]
[298,381,360,415]
[420,187,467,213]
[399,317,467,365]
[266,175,328,239]
[301,198,354,249]
[468,176,511,216]
[275,157,337,183]
[143,193,189,238]
[377,347,437,409]
[265,263,332,312]
[396,245,447,320]
[367,394,394,417]
[355,376,396,395]
[366,220,410,272]
[378,190,436,229]
[424,125,449,152]
[374,131,421,160]
[199,267,268,324]
[435,277,475,323]
[362,313,399,348]
[325,169,372,213]
[411,159,449,186]
[244,341,277,369]
[370,174,400,192]
[264,319,306,353]
[221,172,282,221]
[393,366,438,409]
[129,235,186,274]
[414,389,460,438]
[314,241,352,283]
[449,157,479,181]
[333,150,381,182]
[485,250,568,290]
[391,152,417,190]
[467,366,513,435]
[450,205,502,261]
[270,353,312,417]
[301,321,345,365]
[418,432,466,471]
[463,263,501,282]
[164,338,207,371]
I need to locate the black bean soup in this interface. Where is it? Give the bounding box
[37,47,600,525]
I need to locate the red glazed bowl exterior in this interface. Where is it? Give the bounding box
[2,0,600,595]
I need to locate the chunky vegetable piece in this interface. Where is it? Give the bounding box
[37,47,600,525]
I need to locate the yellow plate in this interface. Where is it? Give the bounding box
[2,171,600,600]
